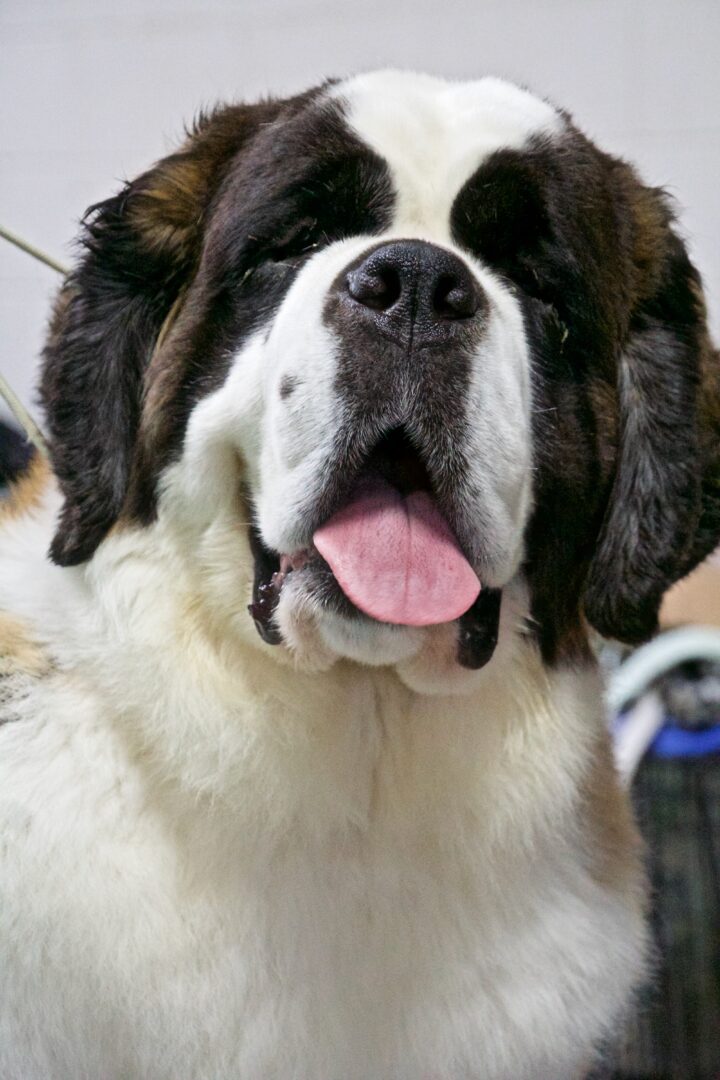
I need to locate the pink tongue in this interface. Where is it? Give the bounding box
[313,478,480,626]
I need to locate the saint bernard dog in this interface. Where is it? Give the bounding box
[1,70,719,1080]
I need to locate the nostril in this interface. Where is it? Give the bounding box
[341,241,484,330]
[346,264,401,312]
[433,273,481,320]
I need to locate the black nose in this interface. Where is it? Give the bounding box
[344,240,483,343]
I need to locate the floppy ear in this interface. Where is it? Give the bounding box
[583,178,720,644]
[41,103,278,566]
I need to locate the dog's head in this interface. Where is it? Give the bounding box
[42,71,720,672]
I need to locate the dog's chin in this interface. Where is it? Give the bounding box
[274,574,503,696]
[317,609,425,667]
[272,562,426,670]
[269,564,504,700]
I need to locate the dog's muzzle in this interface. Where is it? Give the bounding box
[248,239,502,669]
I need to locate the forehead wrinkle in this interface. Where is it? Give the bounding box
[333,71,563,238]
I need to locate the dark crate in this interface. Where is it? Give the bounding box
[612,755,720,1080]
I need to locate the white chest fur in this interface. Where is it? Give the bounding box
[0,625,646,1080]
[0,499,645,1079]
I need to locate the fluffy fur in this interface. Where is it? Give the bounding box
[1,71,718,1079]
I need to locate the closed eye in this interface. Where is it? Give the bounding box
[451,150,554,302]
[268,216,324,264]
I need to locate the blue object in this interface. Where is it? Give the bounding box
[650,722,720,759]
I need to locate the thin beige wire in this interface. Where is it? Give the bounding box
[0,225,69,457]
[0,224,69,276]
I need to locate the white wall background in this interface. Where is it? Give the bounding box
[2,0,719,422]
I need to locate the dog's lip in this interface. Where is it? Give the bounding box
[279,550,312,575]
[248,427,482,644]
[248,531,502,673]
[249,477,473,635]
[247,536,319,645]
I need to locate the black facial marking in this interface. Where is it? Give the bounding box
[452,149,553,302]
[124,99,394,524]
[452,137,627,364]
[247,522,284,645]
[457,589,502,670]
[43,90,394,562]
[453,130,719,660]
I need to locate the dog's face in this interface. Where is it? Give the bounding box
[42,71,720,672]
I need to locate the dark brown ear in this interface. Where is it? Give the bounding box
[41,102,280,566]
[583,178,720,644]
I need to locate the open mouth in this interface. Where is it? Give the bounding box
[248,428,502,669]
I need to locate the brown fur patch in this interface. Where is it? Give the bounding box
[129,157,211,260]
[580,732,646,900]
[0,460,53,679]
[1,455,50,524]
[0,612,51,678]
[623,171,671,306]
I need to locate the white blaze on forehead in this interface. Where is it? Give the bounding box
[333,70,563,237]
